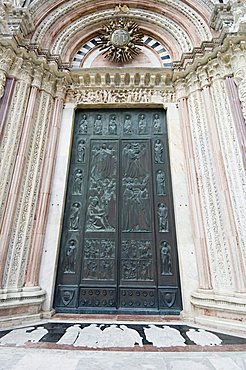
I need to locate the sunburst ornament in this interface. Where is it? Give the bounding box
[98,18,144,63]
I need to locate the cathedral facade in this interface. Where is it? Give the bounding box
[0,0,245,333]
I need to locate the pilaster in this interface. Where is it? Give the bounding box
[2,72,55,291]
[0,69,42,289]
[0,58,31,235]
[208,60,246,288]
[176,78,212,292]
[186,71,234,294]
[25,78,66,287]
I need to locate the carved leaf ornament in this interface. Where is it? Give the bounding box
[98,18,144,63]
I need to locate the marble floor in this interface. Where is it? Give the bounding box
[0,320,246,369]
[0,348,246,370]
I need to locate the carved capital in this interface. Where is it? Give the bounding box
[0,48,15,73]
[55,78,67,100]
[186,72,200,95]
[197,67,210,89]
[175,78,188,100]
[31,69,43,89]
[18,61,33,84]
[41,72,56,96]
[9,55,24,79]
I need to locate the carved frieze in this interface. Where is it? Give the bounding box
[66,88,175,105]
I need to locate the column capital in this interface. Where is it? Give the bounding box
[175,78,188,100]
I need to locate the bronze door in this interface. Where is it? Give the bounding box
[54,109,182,314]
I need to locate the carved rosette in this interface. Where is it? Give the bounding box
[98,18,144,63]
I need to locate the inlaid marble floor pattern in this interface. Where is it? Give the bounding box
[0,322,246,349]
[0,322,246,369]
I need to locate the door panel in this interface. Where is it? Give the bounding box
[54,109,182,314]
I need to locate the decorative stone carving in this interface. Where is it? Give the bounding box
[98,18,143,63]
[0,70,6,99]
[3,90,53,288]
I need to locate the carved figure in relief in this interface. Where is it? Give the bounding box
[123,114,132,134]
[156,170,166,196]
[139,261,152,280]
[160,241,172,275]
[78,114,88,134]
[138,114,147,134]
[91,144,115,179]
[64,240,77,273]
[108,115,117,135]
[122,180,150,231]
[77,140,85,162]
[122,261,138,280]
[157,203,168,232]
[154,140,164,163]
[87,196,112,231]
[84,260,98,279]
[73,169,83,195]
[123,143,146,178]
[69,202,80,230]
[94,114,103,134]
[153,113,161,134]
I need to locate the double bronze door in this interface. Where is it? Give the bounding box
[55,109,182,314]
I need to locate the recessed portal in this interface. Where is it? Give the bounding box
[54,109,182,314]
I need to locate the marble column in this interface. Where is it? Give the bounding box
[2,73,55,291]
[186,73,234,294]
[25,87,65,287]
[208,67,246,290]
[225,76,246,169]
[0,71,32,290]
[176,82,212,291]
[0,74,41,288]
[199,69,246,293]
[0,78,15,140]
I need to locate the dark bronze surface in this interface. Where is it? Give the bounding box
[54,109,182,314]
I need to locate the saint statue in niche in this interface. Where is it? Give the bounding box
[77,140,85,162]
[160,241,172,275]
[123,114,132,134]
[69,202,80,230]
[94,114,103,135]
[138,114,147,134]
[64,239,77,273]
[154,139,164,163]
[78,114,88,134]
[153,113,161,134]
[73,169,83,195]
[157,203,168,232]
[156,170,166,196]
[108,115,117,135]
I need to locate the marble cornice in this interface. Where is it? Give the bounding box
[173,33,245,82]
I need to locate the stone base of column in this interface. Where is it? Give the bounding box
[191,289,246,334]
[0,286,46,328]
